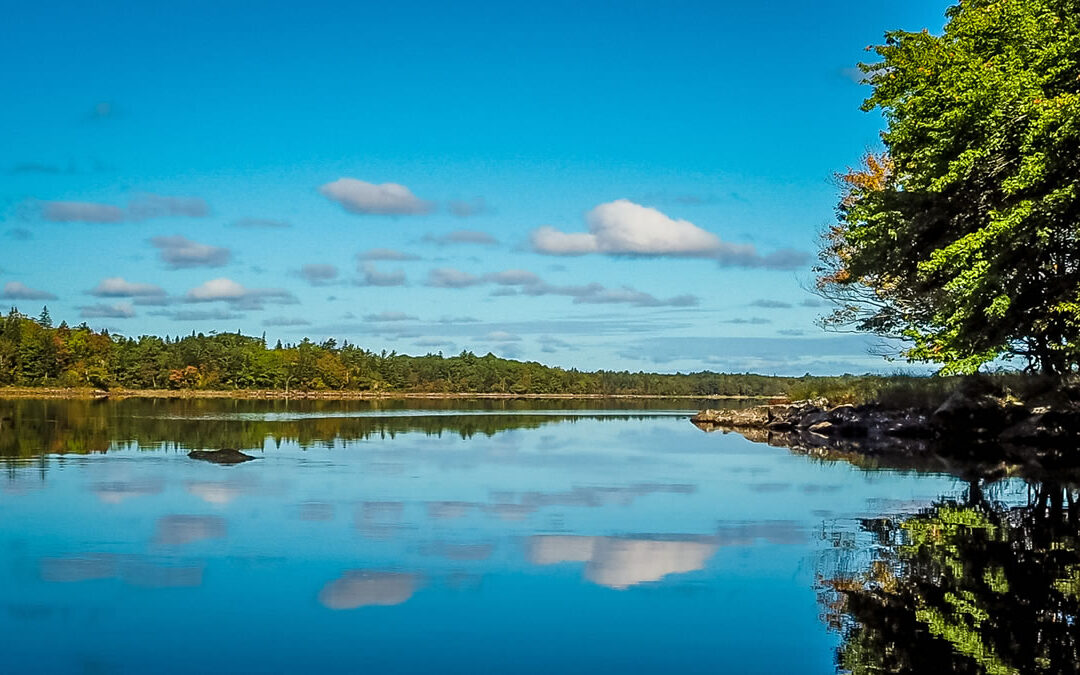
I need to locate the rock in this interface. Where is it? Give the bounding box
[691,407,769,428]
[808,421,835,435]
[188,448,258,465]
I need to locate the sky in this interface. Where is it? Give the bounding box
[0,0,952,375]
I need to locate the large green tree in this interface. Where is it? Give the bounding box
[819,0,1080,374]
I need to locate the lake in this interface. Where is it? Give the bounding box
[1,398,1073,674]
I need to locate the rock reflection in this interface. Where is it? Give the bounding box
[820,480,1080,675]
[318,571,420,610]
[154,515,227,546]
[41,554,203,588]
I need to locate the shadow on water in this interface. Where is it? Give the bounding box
[818,478,1080,675]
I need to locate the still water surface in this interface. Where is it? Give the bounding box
[0,399,1069,673]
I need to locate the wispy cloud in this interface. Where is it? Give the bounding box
[88,277,166,298]
[530,199,808,270]
[79,302,135,319]
[447,197,489,217]
[40,194,208,224]
[320,178,432,215]
[423,229,498,246]
[364,311,418,322]
[356,262,406,287]
[231,217,291,228]
[2,281,57,300]
[299,263,339,285]
[426,266,696,308]
[151,308,245,321]
[262,316,311,327]
[750,299,792,309]
[4,228,32,241]
[150,235,230,269]
[357,248,420,261]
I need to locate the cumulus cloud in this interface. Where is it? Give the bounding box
[357,248,420,261]
[262,316,311,327]
[447,197,489,217]
[40,194,208,223]
[319,178,432,215]
[2,281,57,300]
[89,277,165,298]
[357,262,406,287]
[422,229,498,246]
[150,235,230,269]
[364,311,418,322]
[530,199,808,270]
[300,263,339,285]
[79,302,135,319]
[184,278,296,309]
[231,217,290,228]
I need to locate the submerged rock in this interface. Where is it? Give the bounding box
[187,448,258,465]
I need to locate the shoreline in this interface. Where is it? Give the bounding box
[0,387,781,401]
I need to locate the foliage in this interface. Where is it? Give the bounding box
[822,481,1080,674]
[819,0,1080,375]
[0,307,804,396]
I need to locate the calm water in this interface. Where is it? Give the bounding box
[0,398,1073,674]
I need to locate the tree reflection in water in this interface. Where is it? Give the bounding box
[820,479,1080,675]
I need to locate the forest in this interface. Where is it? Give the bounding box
[0,306,815,396]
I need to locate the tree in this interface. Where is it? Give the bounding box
[818,1,1080,375]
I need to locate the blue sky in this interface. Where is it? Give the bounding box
[0,0,951,375]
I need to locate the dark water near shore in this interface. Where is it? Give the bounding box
[1,398,1075,674]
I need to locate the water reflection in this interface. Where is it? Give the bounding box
[820,479,1080,674]
[319,571,421,610]
[1,398,998,673]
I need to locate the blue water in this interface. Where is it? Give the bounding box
[0,399,1000,673]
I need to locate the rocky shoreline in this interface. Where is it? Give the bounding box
[692,383,1080,476]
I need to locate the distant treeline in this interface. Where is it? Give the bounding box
[0,307,844,396]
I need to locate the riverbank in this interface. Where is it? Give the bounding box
[693,377,1080,473]
[0,387,779,401]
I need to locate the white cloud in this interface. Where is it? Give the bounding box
[89,277,165,297]
[150,235,230,269]
[319,178,432,215]
[531,199,808,269]
[2,281,57,300]
[183,278,296,308]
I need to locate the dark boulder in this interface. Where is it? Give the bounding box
[188,448,258,465]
